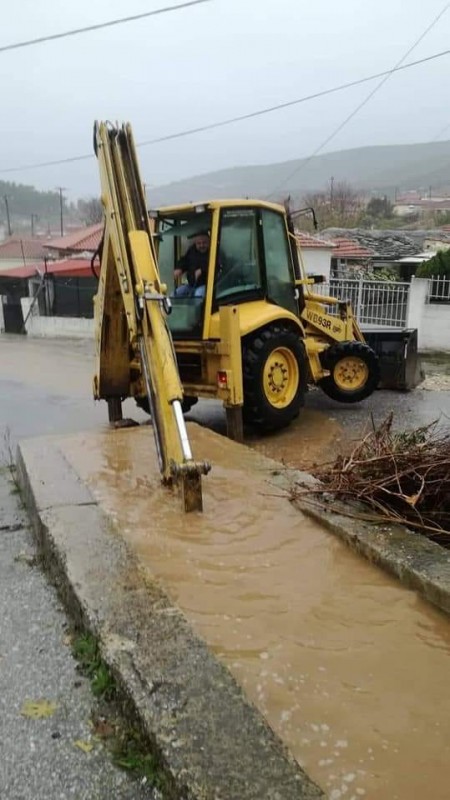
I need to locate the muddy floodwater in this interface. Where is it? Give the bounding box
[61,425,450,800]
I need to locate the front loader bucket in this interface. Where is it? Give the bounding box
[363,329,424,391]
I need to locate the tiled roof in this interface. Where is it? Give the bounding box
[0,258,92,279]
[330,237,373,259]
[320,228,421,259]
[45,223,103,253]
[296,232,335,250]
[0,237,48,260]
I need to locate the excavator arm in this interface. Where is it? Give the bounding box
[93,121,210,511]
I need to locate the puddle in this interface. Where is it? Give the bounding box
[245,405,343,469]
[62,426,450,799]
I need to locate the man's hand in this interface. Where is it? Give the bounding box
[194,268,202,281]
[174,268,183,279]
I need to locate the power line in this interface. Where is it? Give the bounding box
[1,46,450,176]
[268,3,450,198]
[431,121,450,141]
[0,0,210,53]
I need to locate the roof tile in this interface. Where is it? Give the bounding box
[0,237,48,260]
[45,223,103,253]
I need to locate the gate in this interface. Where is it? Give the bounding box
[315,277,410,328]
[1,295,25,334]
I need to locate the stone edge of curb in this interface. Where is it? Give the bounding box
[294,493,450,617]
[16,437,325,800]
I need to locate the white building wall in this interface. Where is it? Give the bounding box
[420,305,450,351]
[20,298,93,338]
[299,248,333,281]
[406,277,450,351]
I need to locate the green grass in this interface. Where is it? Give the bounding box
[72,632,117,700]
[71,630,168,792]
[112,729,166,788]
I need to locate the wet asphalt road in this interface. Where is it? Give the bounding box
[1,333,449,464]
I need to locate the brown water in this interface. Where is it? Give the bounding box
[62,425,450,800]
[246,404,344,469]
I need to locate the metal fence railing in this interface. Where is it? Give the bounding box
[427,275,450,303]
[312,277,410,328]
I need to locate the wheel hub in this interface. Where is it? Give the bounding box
[268,362,288,391]
[263,347,299,408]
[333,356,369,391]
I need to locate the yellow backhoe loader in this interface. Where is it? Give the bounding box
[143,201,380,440]
[92,120,380,509]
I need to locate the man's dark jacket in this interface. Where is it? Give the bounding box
[177,246,209,287]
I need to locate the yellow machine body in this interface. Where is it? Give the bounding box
[148,198,377,438]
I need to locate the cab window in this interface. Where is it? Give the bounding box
[156,211,212,338]
[214,209,263,304]
[261,209,297,314]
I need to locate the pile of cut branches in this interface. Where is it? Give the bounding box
[300,413,450,546]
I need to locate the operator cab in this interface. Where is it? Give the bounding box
[154,200,299,339]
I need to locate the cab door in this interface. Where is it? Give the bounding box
[260,209,298,315]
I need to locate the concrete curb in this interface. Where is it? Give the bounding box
[294,494,450,617]
[16,437,324,800]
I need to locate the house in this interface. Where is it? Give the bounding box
[295,232,335,280]
[325,237,373,276]
[422,234,450,253]
[0,236,49,271]
[394,196,450,217]
[0,258,96,327]
[44,223,103,259]
[319,228,433,278]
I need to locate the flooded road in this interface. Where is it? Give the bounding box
[62,425,450,800]
[2,335,450,798]
[2,334,450,468]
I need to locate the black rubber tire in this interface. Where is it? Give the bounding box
[319,341,380,403]
[135,395,198,415]
[242,323,306,431]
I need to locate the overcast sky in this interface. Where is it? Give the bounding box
[1,0,449,199]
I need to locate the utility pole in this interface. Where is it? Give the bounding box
[55,186,67,237]
[31,213,39,237]
[3,194,12,236]
[329,176,335,208]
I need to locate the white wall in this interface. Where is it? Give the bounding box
[301,248,333,281]
[407,277,450,351]
[420,305,450,350]
[20,298,93,338]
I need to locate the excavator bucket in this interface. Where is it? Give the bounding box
[363,329,424,391]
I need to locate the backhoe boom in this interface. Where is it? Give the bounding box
[93,121,210,511]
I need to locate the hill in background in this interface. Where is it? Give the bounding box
[147,140,450,205]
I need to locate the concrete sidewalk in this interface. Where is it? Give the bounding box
[0,467,156,800]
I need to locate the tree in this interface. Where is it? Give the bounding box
[365,196,393,219]
[416,249,450,278]
[302,181,363,229]
[77,197,103,225]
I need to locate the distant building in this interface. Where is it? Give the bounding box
[0,237,49,271]
[393,196,450,217]
[44,223,103,259]
[295,232,335,280]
